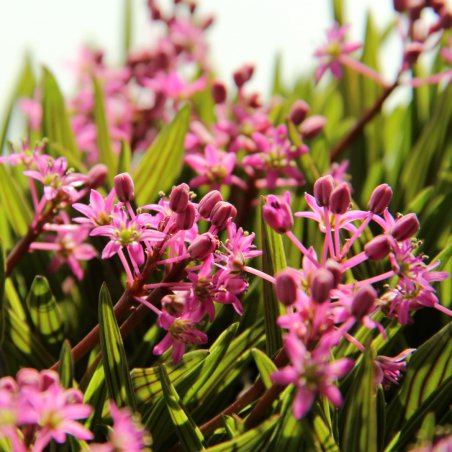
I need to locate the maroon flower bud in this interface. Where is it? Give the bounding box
[300,115,326,139]
[404,42,423,67]
[233,64,254,89]
[289,100,310,125]
[212,80,227,104]
[351,285,377,319]
[368,184,393,215]
[393,0,408,12]
[210,201,237,230]
[365,235,391,260]
[314,175,334,207]
[86,164,108,189]
[330,183,351,215]
[392,213,420,241]
[311,268,334,303]
[263,193,293,234]
[169,183,190,213]
[325,259,343,288]
[188,233,217,260]
[175,203,196,230]
[198,190,223,218]
[275,269,299,306]
[114,172,135,202]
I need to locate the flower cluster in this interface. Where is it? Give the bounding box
[262,176,450,418]
[73,174,261,363]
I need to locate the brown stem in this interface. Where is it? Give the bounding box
[244,383,284,429]
[330,79,399,161]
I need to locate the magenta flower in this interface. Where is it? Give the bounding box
[73,188,117,227]
[314,24,362,82]
[271,334,354,419]
[374,349,415,388]
[144,71,206,99]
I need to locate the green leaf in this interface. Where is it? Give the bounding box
[58,340,73,388]
[133,105,190,205]
[26,275,65,345]
[93,77,117,184]
[98,283,137,409]
[122,0,133,61]
[83,362,107,430]
[386,323,452,445]
[260,200,285,357]
[341,348,377,452]
[251,348,277,389]
[118,140,132,174]
[158,365,206,451]
[0,239,5,346]
[41,67,79,158]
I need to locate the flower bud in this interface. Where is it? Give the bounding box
[351,285,377,319]
[365,235,391,260]
[175,203,196,230]
[114,172,135,202]
[330,183,351,214]
[233,64,254,88]
[314,175,334,207]
[368,184,393,215]
[198,190,223,218]
[86,164,108,189]
[300,115,326,139]
[393,0,408,12]
[169,183,190,213]
[325,259,343,287]
[210,201,237,230]
[263,193,293,234]
[275,269,299,306]
[289,100,310,125]
[392,213,419,241]
[212,80,227,104]
[311,268,334,303]
[188,233,217,260]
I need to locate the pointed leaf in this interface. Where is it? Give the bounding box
[251,348,277,389]
[133,105,190,205]
[0,240,5,346]
[122,0,133,61]
[83,362,107,430]
[98,283,137,409]
[58,340,74,388]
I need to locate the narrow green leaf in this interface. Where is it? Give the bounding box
[41,67,79,158]
[260,200,285,357]
[93,77,117,184]
[158,365,206,451]
[251,348,277,389]
[133,105,190,205]
[83,362,107,430]
[0,240,5,346]
[26,275,65,345]
[271,53,285,96]
[98,283,137,409]
[58,340,73,388]
[118,140,132,174]
[342,348,377,452]
[122,0,133,61]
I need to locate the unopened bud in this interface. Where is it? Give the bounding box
[86,164,108,189]
[330,183,351,215]
[392,213,419,241]
[233,64,254,89]
[404,42,423,67]
[170,183,190,213]
[311,268,334,303]
[351,285,377,319]
[175,203,196,230]
[365,235,391,260]
[314,175,334,207]
[275,269,299,306]
[210,201,237,230]
[289,100,310,125]
[114,172,135,202]
[198,190,223,218]
[393,0,408,12]
[263,193,293,234]
[300,115,326,139]
[369,184,393,215]
[212,80,227,104]
[188,233,217,260]
[325,259,343,287]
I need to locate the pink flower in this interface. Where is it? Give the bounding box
[73,189,117,227]
[374,349,415,387]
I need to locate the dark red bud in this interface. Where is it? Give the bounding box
[311,268,334,303]
[392,213,420,241]
[369,184,393,215]
[263,194,293,234]
[365,235,391,260]
[114,173,135,202]
[300,115,326,139]
[86,164,108,189]
[275,269,299,306]
[198,190,223,218]
[233,64,254,89]
[325,259,343,287]
[351,285,377,319]
[330,183,351,215]
[393,0,408,12]
[314,175,334,207]
[169,183,190,213]
[289,100,310,125]
[212,80,227,104]
[210,201,237,230]
[175,203,196,230]
[188,233,217,260]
